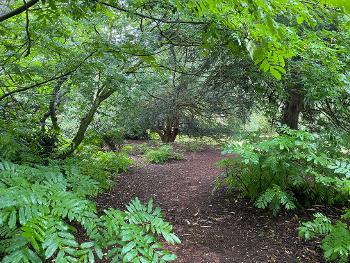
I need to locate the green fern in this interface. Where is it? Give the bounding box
[220,127,348,215]
[145,145,183,164]
[255,185,296,216]
[328,161,350,178]
[299,213,333,240]
[299,213,350,263]
[322,222,350,262]
[0,160,180,263]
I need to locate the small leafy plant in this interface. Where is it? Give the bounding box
[299,161,350,263]
[145,145,184,164]
[299,212,350,263]
[179,140,206,152]
[75,148,133,190]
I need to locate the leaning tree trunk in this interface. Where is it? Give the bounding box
[281,88,304,129]
[59,87,114,159]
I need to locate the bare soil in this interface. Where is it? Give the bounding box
[96,148,325,263]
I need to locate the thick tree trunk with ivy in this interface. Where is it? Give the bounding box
[281,88,304,130]
[59,87,114,159]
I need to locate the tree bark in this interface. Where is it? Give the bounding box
[40,76,67,132]
[281,88,304,129]
[39,77,67,156]
[156,116,179,143]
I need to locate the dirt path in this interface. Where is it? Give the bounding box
[96,149,323,263]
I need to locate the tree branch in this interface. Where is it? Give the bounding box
[0,51,97,101]
[96,0,205,25]
[0,0,39,22]
[23,0,31,57]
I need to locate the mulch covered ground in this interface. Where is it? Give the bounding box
[96,147,325,263]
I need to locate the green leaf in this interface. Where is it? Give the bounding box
[296,16,304,24]
[270,67,281,80]
[162,254,177,261]
[81,242,95,249]
[9,210,17,229]
[45,243,58,259]
[122,241,136,255]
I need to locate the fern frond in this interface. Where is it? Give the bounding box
[255,185,296,216]
[298,213,333,240]
[322,222,350,262]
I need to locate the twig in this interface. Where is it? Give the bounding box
[96,1,206,25]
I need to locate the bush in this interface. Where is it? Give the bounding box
[0,129,46,164]
[0,160,180,262]
[145,145,184,164]
[130,143,150,155]
[121,144,134,154]
[299,212,350,263]
[180,140,206,152]
[299,161,350,263]
[217,127,348,215]
[75,148,133,190]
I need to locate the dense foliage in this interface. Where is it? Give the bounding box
[218,127,349,214]
[216,126,350,261]
[0,159,180,263]
[1,0,350,262]
[145,145,183,164]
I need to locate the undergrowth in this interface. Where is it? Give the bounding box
[74,146,133,190]
[0,130,180,262]
[0,160,180,262]
[217,126,350,262]
[145,145,184,164]
[216,127,348,215]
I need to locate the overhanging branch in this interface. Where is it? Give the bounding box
[0,0,39,22]
[96,0,205,25]
[0,51,97,101]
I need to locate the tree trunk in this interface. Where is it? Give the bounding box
[156,116,179,143]
[40,76,67,132]
[59,87,114,159]
[39,77,67,157]
[281,88,304,129]
[102,134,117,151]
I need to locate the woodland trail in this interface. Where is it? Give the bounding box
[96,148,323,263]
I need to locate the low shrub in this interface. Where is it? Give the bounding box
[121,144,134,154]
[180,140,206,152]
[299,161,350,263]
[131,143,151,155]
[75,148,133,190]
[216,127,348,215]
[218,126,350,261]
[0,160,180,262]
[145,145,184,164]
[299,211,350,263]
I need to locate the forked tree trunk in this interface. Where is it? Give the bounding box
[281,88,304,129]
[156,116,180,143]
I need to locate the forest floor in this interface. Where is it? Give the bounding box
[96,146,325,263]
